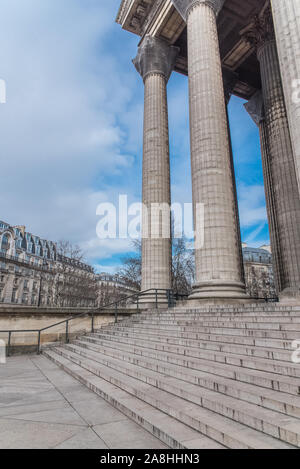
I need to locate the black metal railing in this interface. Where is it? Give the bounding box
[0,290,280,356]
[0,288,175,356]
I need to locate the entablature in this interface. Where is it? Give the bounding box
[117,0,267,99]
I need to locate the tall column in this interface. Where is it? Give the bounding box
[271,0,300,192]
[172,0,248,302]
[243,8,300,300]
[133,36,178,305]
[245,92,283,295]
[223,70,246,288]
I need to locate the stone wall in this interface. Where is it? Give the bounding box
[0,306,135,355]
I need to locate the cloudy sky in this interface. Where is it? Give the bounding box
[0,0,269,273]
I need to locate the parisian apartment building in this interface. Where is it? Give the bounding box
[0,220,96,307]
[0,219,276,307]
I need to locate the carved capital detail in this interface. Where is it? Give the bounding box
[133,36,179,83]
[171,0,225,21]
[240,5,275,55]
[244,91,265,127]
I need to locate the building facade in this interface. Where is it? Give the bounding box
[0,221,95,307]
[242,244,276,300]
[96,273,138,307]
[116,0,300,304]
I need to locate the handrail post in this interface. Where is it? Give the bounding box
[66,321,69,344]
[167,289,171,308]
[155,289,158,310]
[91,313,95,333]
[115,303,118,324]
[8,331,11,357]
[38,331,41,355]
[137,295,139,311]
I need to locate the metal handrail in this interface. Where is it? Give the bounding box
[0,288,174,356]
[0,289,279,356]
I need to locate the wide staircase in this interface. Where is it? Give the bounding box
[43,304,300,449]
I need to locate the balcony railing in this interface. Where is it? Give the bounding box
[0,251,52,273]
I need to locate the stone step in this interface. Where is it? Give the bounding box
[132,320,300,331]
[124,310,300,324]
[139,310,300,319]
[97,329,293,364]
[42,350,222,449]
[43,347,295,449]
[134,312,300,320]
[86,332,300,395]
[99,328,300,377]
[92,329,299,377]
[102,323,294,350]
[74,336,300,419]
[133,316,300,325]
[102,324,296,354]
[109,323,299,340]
[138,310,300,316]
[64,342,300,444]
[169,306,300,312]
[134,315,300,324]
[91,326,293,362]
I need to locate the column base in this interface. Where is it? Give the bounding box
[188,280,256,305]
[138,290,170,310]
[279,287,300,305]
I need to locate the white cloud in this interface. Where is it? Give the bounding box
[238,185,268,228]
[0,0,141,266]
[0,0,269,269]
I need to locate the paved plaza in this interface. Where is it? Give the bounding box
[0,355,167,449]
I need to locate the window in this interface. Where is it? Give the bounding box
[12,290,17,303]
[1,234,10,251]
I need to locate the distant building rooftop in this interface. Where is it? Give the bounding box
[242,244,272,264]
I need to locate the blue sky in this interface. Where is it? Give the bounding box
[0,0,269,273]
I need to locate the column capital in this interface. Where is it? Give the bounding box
[133,36,179,83]
[171,0,225,21]
[240,5,275,58]
[244,91,265,127]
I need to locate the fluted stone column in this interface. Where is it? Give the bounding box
[172,0,248,302]
[245,92,283,296]
[271,0,300,192]
[223,70,246,288]
[133,36,178,304]
[244,9,300,300]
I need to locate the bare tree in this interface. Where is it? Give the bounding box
[172,237,195,296]
[118,240,142,290]
[53,240,97,308]
[244,264,277,299]
[117,238,195,295]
